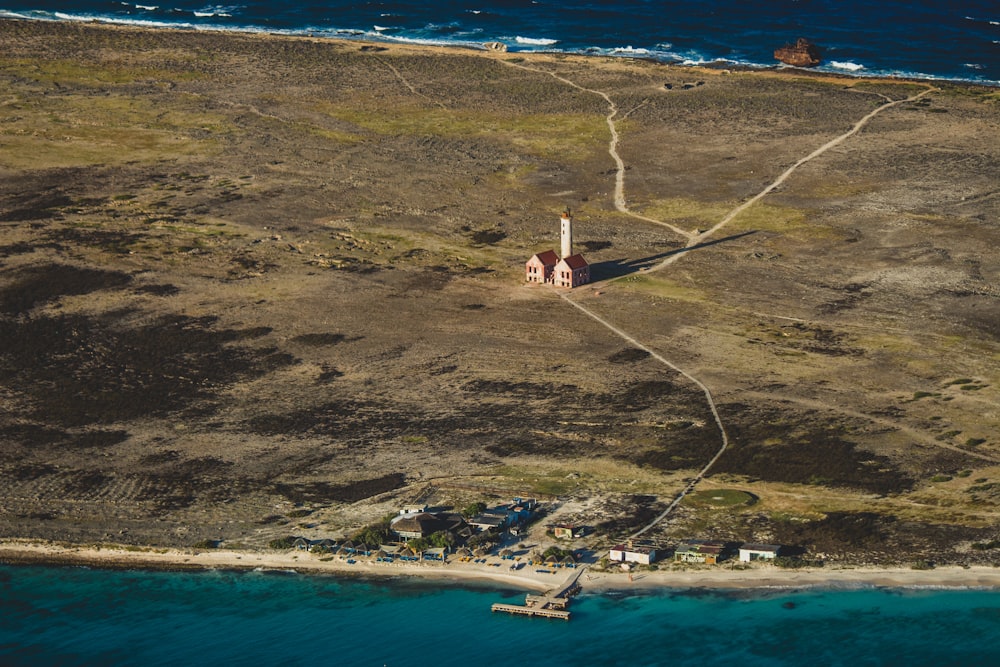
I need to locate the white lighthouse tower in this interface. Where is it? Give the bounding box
[560,209,573,259]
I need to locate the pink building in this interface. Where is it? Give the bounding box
[552,254,590,288]
[525,211,590,288]
[525,249,559,284]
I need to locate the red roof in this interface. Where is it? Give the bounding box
[560,254,589,269]
[528,249,559,266]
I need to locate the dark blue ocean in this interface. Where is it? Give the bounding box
[4,565,1000,666]
[1,0,998,85]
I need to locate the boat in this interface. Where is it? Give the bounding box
[774,38,822,67]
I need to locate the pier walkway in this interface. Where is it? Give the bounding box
[491,567,585,620]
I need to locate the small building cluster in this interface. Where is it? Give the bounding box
[608,539,658,566]
[390,510,468,542]
[286,497,543,565]
[552,524,587,540]
[607,539,785,566]
[385,497,538,545]
[466,497,538,537]
[526,210,590,288]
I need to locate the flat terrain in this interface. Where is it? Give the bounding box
[2,20,999,565]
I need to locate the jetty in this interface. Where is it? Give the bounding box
[491,569,583,620]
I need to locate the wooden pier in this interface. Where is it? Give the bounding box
[491,602,571,620]
[490,568,583,620]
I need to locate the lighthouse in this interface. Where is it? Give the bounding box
[560,209,573,259]
[524,209,591,288]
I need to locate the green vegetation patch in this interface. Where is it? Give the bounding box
[640,197,730,228]
[0,94,226,169]
[322,102,605,160]
[0,57,204,86]
[614,274,712,303]
[685,489,757,508]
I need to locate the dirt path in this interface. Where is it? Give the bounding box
[375,56,449,110]
[498,59,943,537]
[556,292,729,538]
[738,390,1000,464]
[652,85,937,271]
[500,59,694,240]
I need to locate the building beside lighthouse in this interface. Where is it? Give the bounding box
[525,210,590,288]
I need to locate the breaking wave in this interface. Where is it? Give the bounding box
[514,36,558,46]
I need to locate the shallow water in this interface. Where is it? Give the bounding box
[3,565,1000,666]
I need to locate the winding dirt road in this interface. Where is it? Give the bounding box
[502,57,944,536]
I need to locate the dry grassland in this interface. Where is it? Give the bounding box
[1,19,999,565]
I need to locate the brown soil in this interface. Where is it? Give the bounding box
[1,19,999,564]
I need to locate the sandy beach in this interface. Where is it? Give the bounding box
[4,539,1000,594]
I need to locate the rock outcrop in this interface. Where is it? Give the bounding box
[774,38,822,67]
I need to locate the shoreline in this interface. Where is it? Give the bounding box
[1,15,996,90]
[4,540,1000,594]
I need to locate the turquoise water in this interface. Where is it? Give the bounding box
[4,565,1000,666]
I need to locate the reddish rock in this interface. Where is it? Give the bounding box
[774,38,822,67]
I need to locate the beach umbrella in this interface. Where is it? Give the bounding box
[500,549,514,558]
[456,547,472,557]
[473,547,488,558]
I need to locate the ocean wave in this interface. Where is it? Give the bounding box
[830,61,865,72]
[136,4,159,10]
[193,6,239,18]
[0,10,35,19]
[52,11,197,28]
[515,36,558,46]
[377,33,482,49]
[964,16,1000,26]
[611,46,651,55]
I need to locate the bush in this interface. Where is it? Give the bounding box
[268,536,296,550]
[773,556,822,569]
[972,540,1000,551]
[462,501,487,518]
[349,512,397,546]
[192,539,219,549]
[543,546,573,560]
